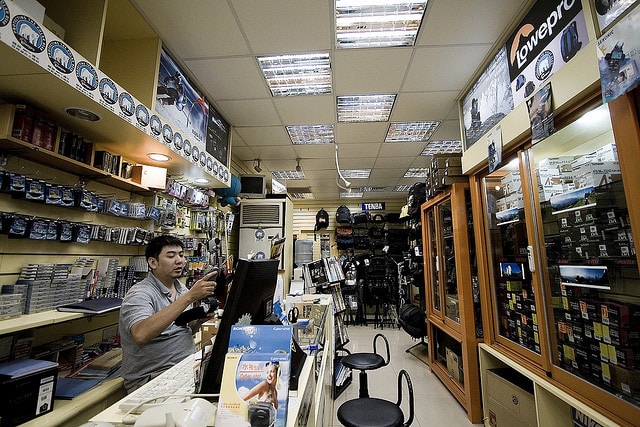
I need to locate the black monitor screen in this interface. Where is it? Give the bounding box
[198,258,280,394]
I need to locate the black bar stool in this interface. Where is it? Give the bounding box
[337,369,414,427]
[340,333,390,398]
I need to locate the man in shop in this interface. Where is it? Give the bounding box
[119,235,219,393]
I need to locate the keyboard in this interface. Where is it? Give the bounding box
[118,355,197,414]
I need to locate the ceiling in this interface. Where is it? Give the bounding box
[130,0,531,200]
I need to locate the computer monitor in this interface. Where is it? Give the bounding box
[198,258,280,394]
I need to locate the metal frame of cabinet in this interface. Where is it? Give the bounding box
[421,182,483,423]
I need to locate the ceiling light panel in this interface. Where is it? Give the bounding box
[289,192,316,199]
[394,184,412,192]
[385,121,441,142]
[272,170,306,180]
[340,191,364,198]
[257,53,332,97]
[360,186,387,192]
[337,94,396,122]
[336,0,428,49]
[420,140,463,155]
[286,124,335,144]
[341,169,371,179]
[404,167,429,178]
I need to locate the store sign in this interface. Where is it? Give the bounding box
[361,202,385,210]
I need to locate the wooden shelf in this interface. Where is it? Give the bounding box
[0,310,86,336]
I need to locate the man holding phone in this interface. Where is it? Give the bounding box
[119,235,218,393]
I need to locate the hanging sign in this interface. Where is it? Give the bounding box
[361,202,385,210]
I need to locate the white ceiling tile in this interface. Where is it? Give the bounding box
[184,57,269,101]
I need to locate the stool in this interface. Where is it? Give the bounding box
[340,333,390,398]
[337,369,414,427]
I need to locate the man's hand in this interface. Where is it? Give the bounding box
[188,270,219,302]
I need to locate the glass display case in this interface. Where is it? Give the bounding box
[477,96,640,425]
[530,103,640,409]
[421,182,483,423]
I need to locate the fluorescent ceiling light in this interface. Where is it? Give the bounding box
[337,94,396,122]
[272,170,306,180]
[340,191,364,198]
[404,167,429,178]
[341,169,371,179]
[420,140,462,156]
[394,184,412,192]
[257,53,332,97]
[336,0,428,49]
[286,124,335,144]
[360,186,387,192]
[386,121,440,142]
[289,192,315,199]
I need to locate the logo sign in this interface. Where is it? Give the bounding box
[362,202,385,210]
[506,0,587,107]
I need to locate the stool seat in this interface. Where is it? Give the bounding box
[337,398,403,427]
[341,352,385,371]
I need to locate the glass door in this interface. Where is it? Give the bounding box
[481,156,544,357]
[530,103,640,408]
[440,199,460,323]
[424,208,442,315]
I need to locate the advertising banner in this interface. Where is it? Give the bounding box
[506,0,589,107]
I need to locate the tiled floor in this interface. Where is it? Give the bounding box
[331,324,484,427]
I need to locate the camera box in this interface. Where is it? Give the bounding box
[595,143,618,162]
[0,359,57,426]
[573,161,621,189]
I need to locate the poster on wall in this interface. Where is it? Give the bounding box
[461,46,513,150]
[156,48,208,149]
[487,125,503,173]
[527,83,554,145]
[594,0,638,32]
[506,0,589,108]
[206,105,230,167]
[597,5,640,103]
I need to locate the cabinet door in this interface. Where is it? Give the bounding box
[424,207,443,316]
[440,199,460,324]
[480,156,546,361]
[530,103,640,415]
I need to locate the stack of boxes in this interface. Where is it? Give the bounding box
[425,153,466,199]
[496,272,540,354]
[556,289,640,400]
[497,172,523,212]
[12,104,58,152]
[572,143,621,190]
[536,156,575,202]
[16,264,87,314]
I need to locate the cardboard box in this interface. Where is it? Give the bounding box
[131,165,167,189]
[445,348,461,382]
[572,161,621,189]
[201,320,219,344]
[485,368,536,427]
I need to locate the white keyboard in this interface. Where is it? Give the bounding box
[118,355,197,414]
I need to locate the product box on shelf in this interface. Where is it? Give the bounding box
[11,104,35,143]
[594,143,618,162]
[572,161,621,189]
[445,348,462,382]
[0,359,58,426]
[610,364,640,398]
[501,172,522,195]
[131,165,167,189]
[31,110,57,152]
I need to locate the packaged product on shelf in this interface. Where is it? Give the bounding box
[11,104,35,143]
[572,161,622,189]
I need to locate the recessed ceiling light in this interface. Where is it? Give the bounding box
[341,169,371,179]
[336,0,428,49]
[404,167,429,178]
[340,191,363,198]
[272,170,306,180]
[286,124,335,144]
[394,184,412,192]
[257,53,332,97]
[337,94,396,122]
[148,153,171,162]
[65,107,100,122]
[361,186,387,192]
[420,140,462,156]
[386,121,441,142]
[194,178,210,184]
[289,192,315,199]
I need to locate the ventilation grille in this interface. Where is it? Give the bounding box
[240,203,283,227]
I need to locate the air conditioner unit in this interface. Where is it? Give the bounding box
[239,201,283,228]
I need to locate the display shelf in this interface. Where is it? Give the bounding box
[421,182,482,423]
[0,310,85,336]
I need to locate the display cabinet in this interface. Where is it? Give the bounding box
[475,92,640,425]
[421,182,483,423]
